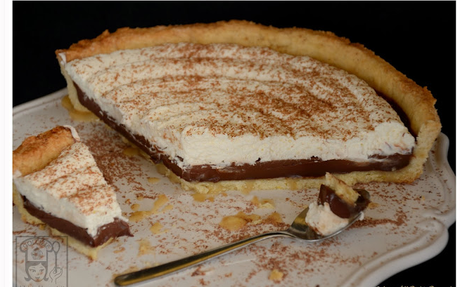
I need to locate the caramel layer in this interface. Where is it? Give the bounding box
[75,84,412,183]
[23,196,132,247]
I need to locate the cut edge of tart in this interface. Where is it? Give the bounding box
[55,20,441,193]
[13,126,132,260]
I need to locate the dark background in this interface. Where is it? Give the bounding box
[13,2,455,286]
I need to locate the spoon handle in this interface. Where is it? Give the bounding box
[114,230,293,286]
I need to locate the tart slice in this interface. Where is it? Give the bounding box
[55,20,441,193]
[305,173,370,236]
[13,126,131,259]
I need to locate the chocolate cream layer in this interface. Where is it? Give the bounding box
[318,185,370,218]
[75,84,412,183]
[23,195,132,247]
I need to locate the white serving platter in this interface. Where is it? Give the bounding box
[12,89,456,287]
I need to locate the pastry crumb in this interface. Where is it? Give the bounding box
[269,269,284,282]
[251,196,275,208]
[122,146,139,157]
[137,239,155,256]
[129,194,173,222]
[150,222,168,234]
[368,202,379,209]
[192,193,215,202]
[219,211,283,231]
[219,214,250,231]
[113,246,125,254]
[147,177,160,184]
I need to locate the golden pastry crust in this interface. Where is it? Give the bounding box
[13,126,76,176]
[56,20,441,191]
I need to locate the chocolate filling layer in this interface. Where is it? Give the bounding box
[318,185,370,218]
[23,196,132,247]
[75,84,412,183]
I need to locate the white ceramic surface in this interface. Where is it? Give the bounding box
[12,89,456,287]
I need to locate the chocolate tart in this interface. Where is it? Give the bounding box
[55,20,441,193]
[13,126,132,260]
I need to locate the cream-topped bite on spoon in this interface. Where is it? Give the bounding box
[305,172,370,236]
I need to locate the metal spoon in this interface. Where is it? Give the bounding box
[114,207,363,286]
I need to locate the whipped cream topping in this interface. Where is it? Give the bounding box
[14,140,126,237]
[63,43,415,169]
[305,202,349,236]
